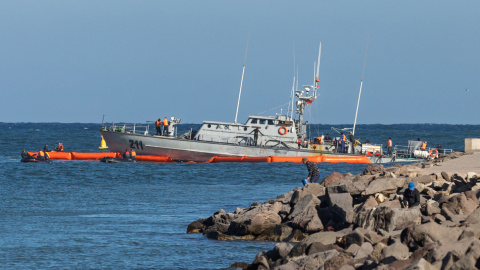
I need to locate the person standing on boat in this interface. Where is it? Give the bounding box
[163,117,169,135]
[253,128,259,146]
[348,132,354,154]
[339,133,346,153]
[386,138,393,156]
[324,133,332,142]
[130,149,136,160]
[155,119,162,135]
[43,144,49,152]
[302,157,320,185]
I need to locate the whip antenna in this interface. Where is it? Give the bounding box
[352,37,369,136]
[234,24,251,124]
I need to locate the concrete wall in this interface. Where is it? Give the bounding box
[465,138,480,151]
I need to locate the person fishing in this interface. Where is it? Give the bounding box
[402,182,420,209]
[301,157,320,185]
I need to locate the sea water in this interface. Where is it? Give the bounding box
[1,123,480,269]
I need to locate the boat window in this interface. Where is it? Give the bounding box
[260,119,266,125]
[251,119,257,124]
[208,124,211,128]
[244,127,247,131]
[268,120,274,125]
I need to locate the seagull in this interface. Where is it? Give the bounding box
[466,88,471,92]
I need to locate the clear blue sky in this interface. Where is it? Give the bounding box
[1,1,479,124]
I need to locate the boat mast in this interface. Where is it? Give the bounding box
[234,27,251,124]
[352,38,369,136]
[296,43,321,137]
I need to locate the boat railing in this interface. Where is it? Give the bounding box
[103,123,150,135]
[393,145,454,158]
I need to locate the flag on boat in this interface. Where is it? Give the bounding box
[305,100,313,104]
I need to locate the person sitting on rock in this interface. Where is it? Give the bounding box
[403,182,420,209]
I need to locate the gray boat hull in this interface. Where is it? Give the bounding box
[100,130,358,162]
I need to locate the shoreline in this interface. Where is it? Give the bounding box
[188,151,480,269]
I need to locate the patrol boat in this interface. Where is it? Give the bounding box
[99,44,378,163]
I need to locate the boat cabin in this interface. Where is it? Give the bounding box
[193,115,299,148]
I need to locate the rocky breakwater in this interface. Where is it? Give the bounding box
[187,152,480,269]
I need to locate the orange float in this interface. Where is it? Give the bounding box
[322,156,370,164]
[241,156,272,163]
[71,152,117,160]
[135,155,174,162]
[207,156,244,163]
[270,156,323,163]
[46,152,72,160]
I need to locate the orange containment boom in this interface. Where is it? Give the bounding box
[71,152,117,160]
[270,156,324,163]
[135,155,174,163]
[322,155,370,164]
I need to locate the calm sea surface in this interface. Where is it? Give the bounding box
[1,123,480,269]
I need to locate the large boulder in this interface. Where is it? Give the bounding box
[328,192,355,223]
[410,175,436,185]
[381,242,410,263]
[465,206,480,224]
[323,172,345,187]
[289,194,323,233]
[441,193,478,215]
[361,164,386,176]
[290,184,325,205]
[364,178,402,196]
[354,207,421,232]
[228,202,284,236]
[403,222,464,248]
[287,231,346,258]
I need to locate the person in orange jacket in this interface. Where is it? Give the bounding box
[386,138,393,156]
[155,119,162,135]
[163,117,169,135]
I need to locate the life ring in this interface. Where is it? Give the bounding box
[278,126,287,135]
[429,148,438,158]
